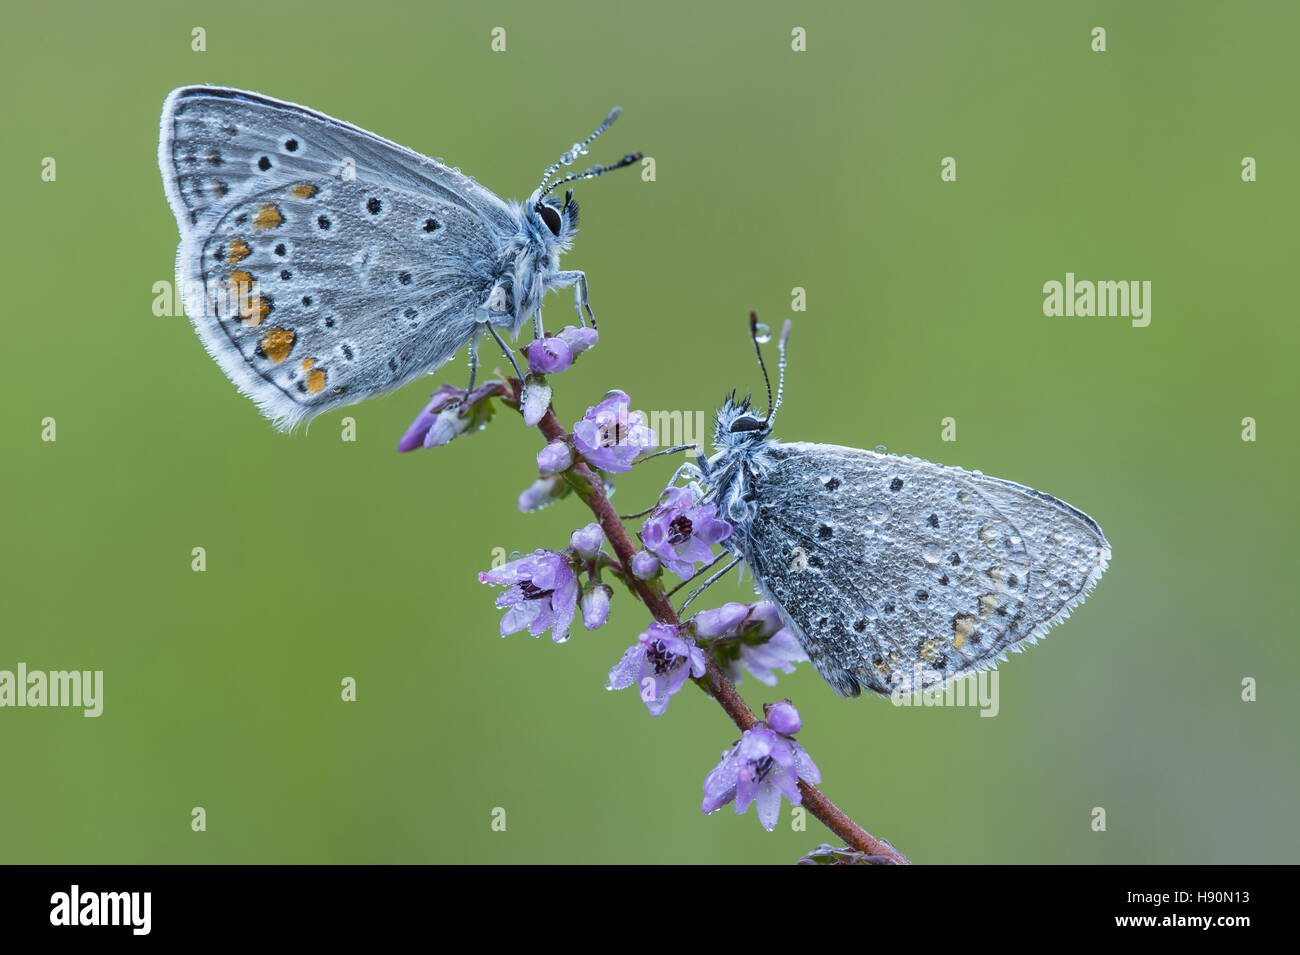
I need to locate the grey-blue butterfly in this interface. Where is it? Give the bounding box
[158,86,640,429]
[684,318,1111,698]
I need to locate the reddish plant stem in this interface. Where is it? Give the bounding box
[522,383,909,864]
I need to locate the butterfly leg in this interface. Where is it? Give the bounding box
[463,335,479,395]
[485,323,526,381]
[549,270,594,328]
[442,333,484,414]
[677,555,743,615]
[616,456,708,521]
[666,459,707,486]
[633,444,701,465]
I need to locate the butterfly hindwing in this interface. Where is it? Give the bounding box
[159,86,518,429]
[742,443,1111,697]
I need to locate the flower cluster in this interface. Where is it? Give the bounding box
[398,381,506,452]
[701,701,821,831]
[606,621,707,716]
[399,325,599,450]
[691,600,809,686]
[477,549,581,643]
[639,484,733,579]
[477,523,616,643]
[572,390,657,472]
[524,325,598,375]
[406,323,859,852]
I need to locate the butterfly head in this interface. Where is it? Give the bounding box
[714,393,772,448]
[530,189,580,249]
[530,106,640,243]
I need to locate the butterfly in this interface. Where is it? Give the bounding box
[689,317,1111,697]
[158,86,640,430]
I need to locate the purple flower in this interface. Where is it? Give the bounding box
[520,374,553,427]
[607,622,706,716]
[631,551,660,580]
[692,600,808,687]
[479,549,579,643]
[701,723,821,831]
[764,699,802,735]
[572,390,656,473]
[641,485,732,579]
[569,522,604,560]
[525,336,574,375]
[558,325,599,357]
[691,602,751,638]
[537,440,572,476]
[730,629,808,686]
[581,583,612,630]
[398,381,504,451]
[517,474,570,513]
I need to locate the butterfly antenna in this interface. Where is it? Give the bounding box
[748,312,774,419]
[541,152,642,198]
[538,107,634,197]
[770,319,792,423]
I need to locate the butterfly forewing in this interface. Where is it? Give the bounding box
[160,87,516,232]
[743,443,1110,697]
[160,87,518,429]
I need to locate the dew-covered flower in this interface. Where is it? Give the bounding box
[572,390,656,473]
[537,440,573,476]
[701,719,821,831]
[607,622,706,716]
[569,522,604,560]
[631,551,661,580]
[641,485,732,579]
[517,474,570,513]
[520,374,553,427]
[730,629,808,686]
[691,602,752,638]
[525,336,574,375]
[764,699,802,735]
[558,324,599,357]
[581,583,612,630]
[692,600,808,687]
[398,381,504,451]
[479,549,579,643]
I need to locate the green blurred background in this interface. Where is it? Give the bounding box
[2,0,1296,864]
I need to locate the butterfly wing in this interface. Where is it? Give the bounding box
[741,443,1111,697]
[159,86,520,429]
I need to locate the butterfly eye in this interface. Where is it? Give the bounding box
[537,203,562,237]
[729,415,765,434]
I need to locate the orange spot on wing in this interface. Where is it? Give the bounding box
[228,270,255,314]
[253,203,284,230]
[227,240,251,264]
[241,296,270,326]
[259,328,295,364]
[291,184,318,198]
[301,358,315,370]
[305,368,326,393]
[227,270,271,326]
[953,615,975,648]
